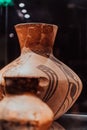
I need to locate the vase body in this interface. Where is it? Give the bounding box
[0,23,82,119]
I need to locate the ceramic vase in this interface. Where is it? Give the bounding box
[0,23,82,119]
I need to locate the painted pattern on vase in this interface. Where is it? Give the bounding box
[0,23,82,119]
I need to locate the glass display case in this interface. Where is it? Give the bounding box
[0,0,87,129]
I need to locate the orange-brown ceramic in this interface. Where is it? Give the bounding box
[0,23,82,120]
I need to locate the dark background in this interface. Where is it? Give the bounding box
[0,0,87,114]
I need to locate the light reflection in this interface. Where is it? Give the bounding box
[17,9,24,18]
[67,3,76,8]
[24,14,30,19]
[21,9,27,13]
[19,2,25,8]
[9,33,14,38]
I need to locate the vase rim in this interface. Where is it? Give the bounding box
[15,22,58,29]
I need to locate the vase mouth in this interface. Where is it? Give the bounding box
[15,22,58,29]
[15,22,58,57]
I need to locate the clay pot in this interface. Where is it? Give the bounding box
[0,23,82,120]
[0,93,54,130]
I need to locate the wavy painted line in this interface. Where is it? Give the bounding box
[37,65,58,102]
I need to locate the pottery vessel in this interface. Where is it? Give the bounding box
[0,23,82,119]
[0,93,54,130]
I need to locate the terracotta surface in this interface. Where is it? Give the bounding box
[0,93,54,130]
[0,23,82,129]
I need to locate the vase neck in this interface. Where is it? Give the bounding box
[15,23,58,57]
